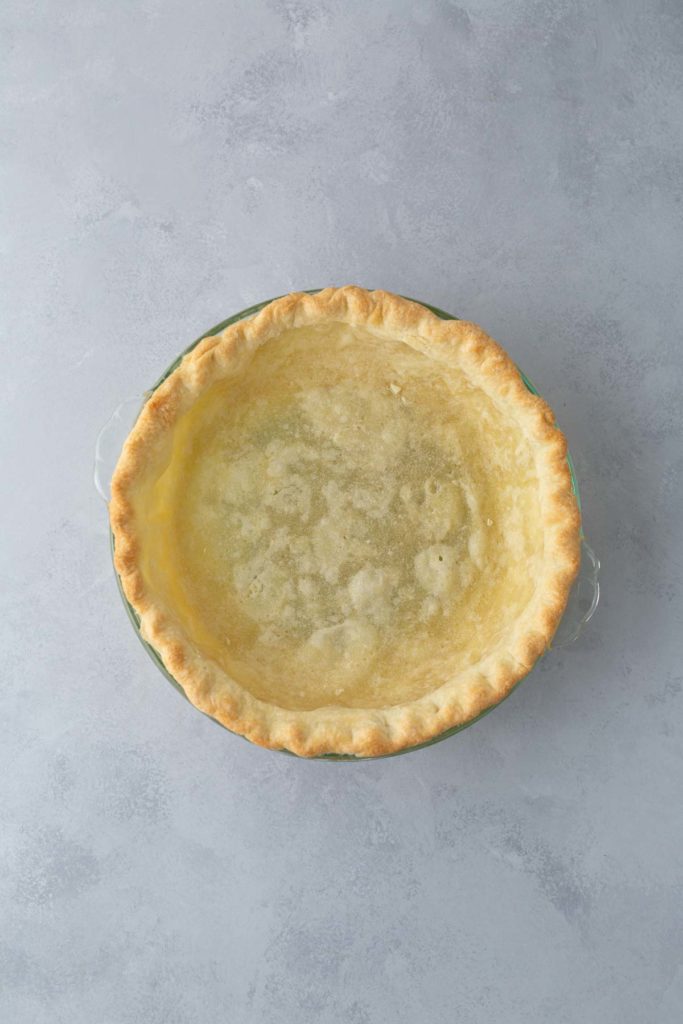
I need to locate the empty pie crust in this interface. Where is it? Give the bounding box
[110,287,581,757]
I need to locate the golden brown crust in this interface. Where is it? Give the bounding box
[110,286,581,757]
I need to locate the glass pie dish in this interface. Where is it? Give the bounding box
[95,291,600,760]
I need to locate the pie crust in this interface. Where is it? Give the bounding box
[110,287,581,757]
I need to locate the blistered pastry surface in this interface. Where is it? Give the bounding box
[143,324,541,709]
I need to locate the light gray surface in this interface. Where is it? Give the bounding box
[2,1,682,1021]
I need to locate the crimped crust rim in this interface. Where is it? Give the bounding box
[110,287,581,757]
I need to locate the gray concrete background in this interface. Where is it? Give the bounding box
[2,1,682,1021]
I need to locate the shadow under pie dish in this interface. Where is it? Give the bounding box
[110,286,581,758]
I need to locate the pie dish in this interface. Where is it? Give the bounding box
[110,286,581,757]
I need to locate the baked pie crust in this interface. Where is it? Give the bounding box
[110,287,580,757]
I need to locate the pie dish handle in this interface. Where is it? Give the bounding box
[93,395,148,503]
[552,539,600,647]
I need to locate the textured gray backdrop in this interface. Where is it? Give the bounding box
[2,2,682,1022]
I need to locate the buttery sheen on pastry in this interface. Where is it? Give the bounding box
[110,287,580,757]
